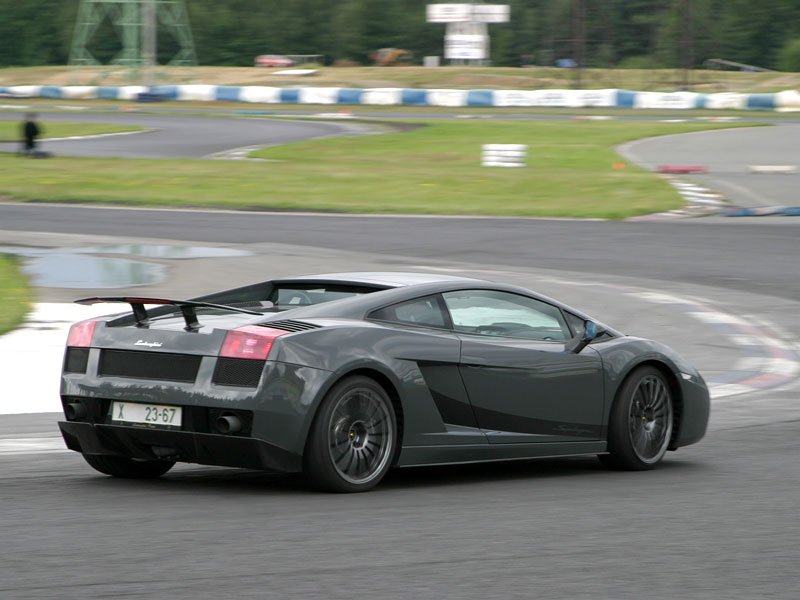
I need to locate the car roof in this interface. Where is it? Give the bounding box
[273,271,484,288]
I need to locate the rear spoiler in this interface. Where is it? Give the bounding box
[75,297,262,331]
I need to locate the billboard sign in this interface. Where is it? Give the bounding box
[427,4,509,23]
[445,34,488,60]
[427,4,473,23]
[472,5,510,23]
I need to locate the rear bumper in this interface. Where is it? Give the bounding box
[59,421,302,473]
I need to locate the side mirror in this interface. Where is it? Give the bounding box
[565,319,604,354]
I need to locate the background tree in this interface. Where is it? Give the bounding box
[2,0,800,71]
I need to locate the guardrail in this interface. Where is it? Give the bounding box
[2,85,800,111]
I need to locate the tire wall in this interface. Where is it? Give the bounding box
[1,85,796,111]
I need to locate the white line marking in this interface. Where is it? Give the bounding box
[709,384,756,399]
[0,438,67,455]
[43,129,153,143]
[687,311,751,325]
[733,357,800,377]
[628,291,688,304]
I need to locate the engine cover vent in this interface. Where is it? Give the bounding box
[259,320,322,333]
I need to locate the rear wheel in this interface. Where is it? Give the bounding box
[600,366,674,470]
[82,454,175,479]
[304,376,397,493]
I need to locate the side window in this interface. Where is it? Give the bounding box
[442,289,570,341]
[369,295,448,329]
[565,311,613,342]
[564,311,585,338]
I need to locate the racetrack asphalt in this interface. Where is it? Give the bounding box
[0,109,799,599]
[620,123,800,208]
[1,412,799,600]
[0,111,371,158]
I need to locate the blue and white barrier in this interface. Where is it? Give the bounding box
[2,85,800,111]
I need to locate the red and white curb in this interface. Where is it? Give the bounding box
[627,291,800,399]
[627,179,727,221]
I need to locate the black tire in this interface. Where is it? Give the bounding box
[304,375,397,493]
[600,366,674,471]
[82,454,175,479]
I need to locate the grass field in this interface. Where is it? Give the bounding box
[0,118,756,219]
[2,65,800,94]
[0,121,144,143]
[0,254,31,336]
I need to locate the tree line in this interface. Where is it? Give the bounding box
[2,0,800,70]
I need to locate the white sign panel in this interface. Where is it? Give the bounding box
[445,34,488,60]
[472,5,510,23]
[427,4,473,23]
[427,4,509,23]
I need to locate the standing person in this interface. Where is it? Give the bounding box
[21,113,41,157]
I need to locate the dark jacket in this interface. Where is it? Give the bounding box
[24,120,40,141]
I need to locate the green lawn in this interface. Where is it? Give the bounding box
[0,254,31,336]
[0,119,757,219]
[0,121,144,142]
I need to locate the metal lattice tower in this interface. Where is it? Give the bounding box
[69,0,197,67]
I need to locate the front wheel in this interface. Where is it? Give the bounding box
[304,376,397,493]
[82,454,175,479]
[600,366,674,471]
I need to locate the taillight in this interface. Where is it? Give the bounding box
[66,320,97,348]
[219,326,288,360]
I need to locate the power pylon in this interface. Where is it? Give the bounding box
[69,0,197,67]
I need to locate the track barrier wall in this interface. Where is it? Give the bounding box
[2,85,800,111]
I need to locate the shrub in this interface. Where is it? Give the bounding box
[778,39,800,72]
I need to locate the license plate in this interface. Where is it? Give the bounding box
[111,401,182,429]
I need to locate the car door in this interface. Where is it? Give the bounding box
[369,294,484,446]
[441,289,605,444]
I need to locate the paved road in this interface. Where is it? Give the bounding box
[1,409,799,599]
[621,123,800,208]
[0,111,369,158]
[1,204,798,301]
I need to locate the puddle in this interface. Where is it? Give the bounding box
[0,244,250,260]
[20,254,166,289]
[74,245,250,259]
[0,244,252,289]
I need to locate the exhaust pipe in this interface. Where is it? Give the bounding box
[151,446,179,459]
[65,402,87,420]
[216,415,242,435]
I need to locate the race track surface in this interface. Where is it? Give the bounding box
[0,111,369,158]
[1,109,799,599]
[2,413,799,600]
[622,123,800,208]
[1,204,798,300]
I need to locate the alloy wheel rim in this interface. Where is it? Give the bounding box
[328,388,393,485]
[628,375,673,464]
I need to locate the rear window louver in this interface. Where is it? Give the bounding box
[258,320,322,333]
